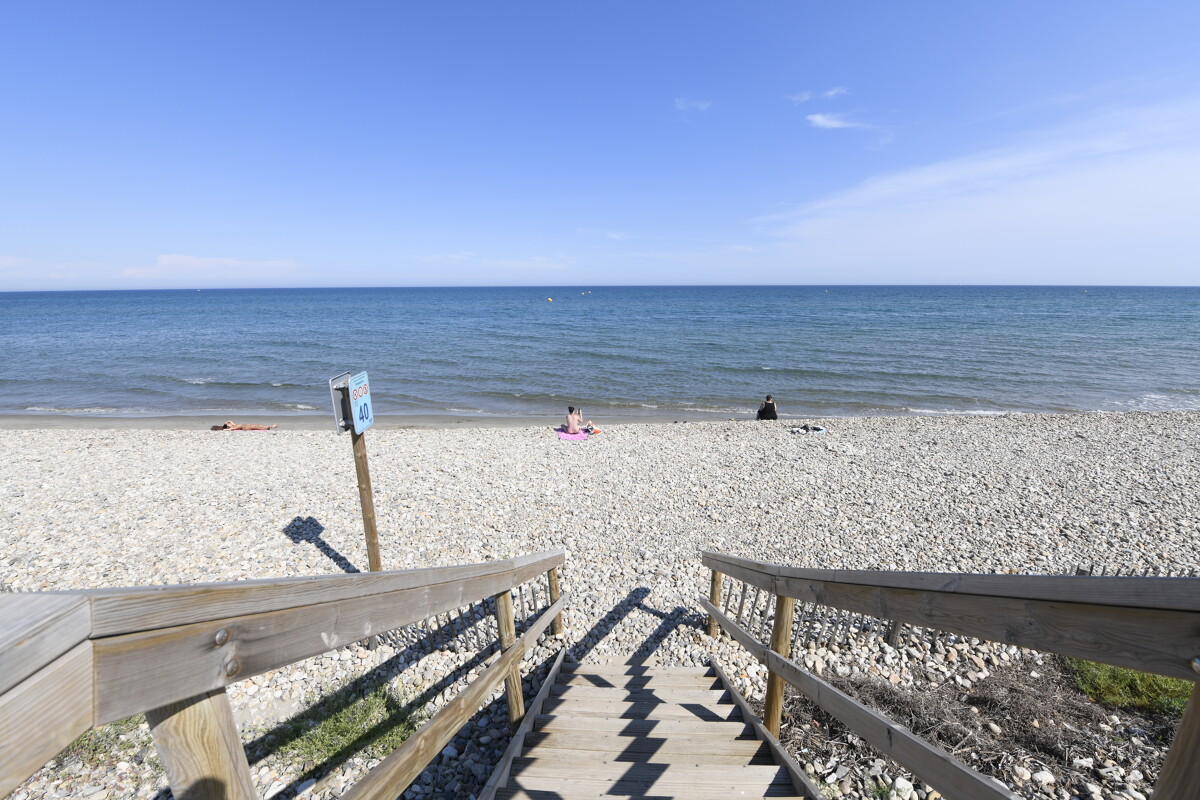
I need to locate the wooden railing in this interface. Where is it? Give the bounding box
[1,550,567,800]
[701,551,1200,800]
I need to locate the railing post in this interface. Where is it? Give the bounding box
[145,688,256,800]
[493,589,526,729]
[763,593,796,737]
[1155,685,1200,799]
[707,570,723,638]
[546,567,564,636]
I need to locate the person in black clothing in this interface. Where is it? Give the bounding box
[757,395,778,420]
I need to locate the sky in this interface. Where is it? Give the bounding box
[2,2,1199,290]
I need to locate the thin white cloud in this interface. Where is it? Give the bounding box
[674,97,712,112]
[783,92,813,105]
[119,254,300,280]
[806,113,869,129]
[823,86,849,98]
[755,95,1200,285]
[576,228,634,241]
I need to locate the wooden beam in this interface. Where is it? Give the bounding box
[478,647,567,800]
[145,688,256,800]
[92,569,524,724]
[706,570,723,638]
[767,651,1018,800]
[774,574,1200,681]
[493,590,526,727]
[763,594,795,737]
[711,660,820,799]
[703,551,1200,612]
[1155,686,1200,800]
[342,592,566,800]
[0,641,95,798]
[0,595,91,695]
[546,568,563,637]
[699,597,768,663]
[77,550,564,637]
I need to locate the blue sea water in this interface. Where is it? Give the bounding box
[1,286,1198,419]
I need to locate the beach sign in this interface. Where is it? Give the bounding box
[349,371,374,434]
[328,371,351,434]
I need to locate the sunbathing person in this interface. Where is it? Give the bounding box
[211,421,277,431]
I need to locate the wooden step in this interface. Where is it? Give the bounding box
[562,663,711,676]
[497,771,798,799]
[557,673,723,690]
[534,715,756,738]
[540,698,743,722]
[520,733,775,763]
[550,685,730,703]
[510,759,789,781]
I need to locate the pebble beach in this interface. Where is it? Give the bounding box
[4,410,1199,800]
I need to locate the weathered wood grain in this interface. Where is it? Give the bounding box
[92,572,521,724]
[1154,687,1200,800]
[494,590,526,726]
[699,597,768,663]
[78,550,563,637]
[342,592,566,800]
[478,647,567,800]
[712,660,822,799]
[0,641,94,798]
[703,551,1200,612]
[767,651,1018,800]
[762,595,795,737]
[0,594,91,695]
[707,570,723,638]
[145,688,256,800]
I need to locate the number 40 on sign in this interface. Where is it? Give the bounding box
[349,372,374,434]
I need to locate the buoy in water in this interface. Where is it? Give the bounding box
[547,298,553,302]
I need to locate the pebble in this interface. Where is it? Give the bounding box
[4,412,1198,800]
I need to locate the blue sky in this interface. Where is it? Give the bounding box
[2,2,1199,290]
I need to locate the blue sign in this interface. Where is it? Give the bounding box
[348,371,374,434]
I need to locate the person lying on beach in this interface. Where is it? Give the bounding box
[757,395,778,420]
[211,421,277,431]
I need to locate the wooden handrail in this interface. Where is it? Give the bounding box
[1,550,566,799]
[701,550,1200,800]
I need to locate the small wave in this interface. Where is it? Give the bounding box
[184,378,208,385]
[1102,392,1200,412]
[281,403,317,410]
[25,406,130,414]
[904,407,1009,416]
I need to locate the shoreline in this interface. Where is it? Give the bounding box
[0,406,1136,431]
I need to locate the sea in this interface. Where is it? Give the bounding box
[1,286,1198,420]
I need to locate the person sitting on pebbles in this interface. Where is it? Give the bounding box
[211,421,277,431]
[756,394,779,420]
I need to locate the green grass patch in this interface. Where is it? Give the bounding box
[1067,659,1192,718]
[59,715,159,772]
[273,683,426,765]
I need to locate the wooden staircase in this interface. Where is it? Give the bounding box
[491,662,809,799]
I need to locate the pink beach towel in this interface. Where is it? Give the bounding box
[557,430,589,441]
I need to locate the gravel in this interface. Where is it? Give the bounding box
[2,410,1198,800]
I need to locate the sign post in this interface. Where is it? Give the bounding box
[329,371,382,574]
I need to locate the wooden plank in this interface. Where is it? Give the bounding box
[561,664,710,675]
[508,758,788,781]
[703,554,776,594]
[704,551,1200,612]
[547,567,564,636]
[522,732,771,758]
[79,550,564,637]
[499,774,796,797]
[498,785,803,800]
[494,590,526,727]
[763,595,795,737]
[1155,687,1200,800]
[145,688,256,800]
[707,570,723,637]
[700,597,768,663]
[549,686,729,702]
[538,700,743,722]
[342,592,566,800]
[712,660,821,799]
[478,647,566,800]
[511,552,566,588]
[534,717,756,737]
[0,641,95,797]
[774,574,1200,681]
[92,571,523,724]
[558,673,721,689]
[0,595,91,695]
[766,650,1018,800]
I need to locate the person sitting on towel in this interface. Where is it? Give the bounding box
[756,395,778,421]
[565,406,582,434]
